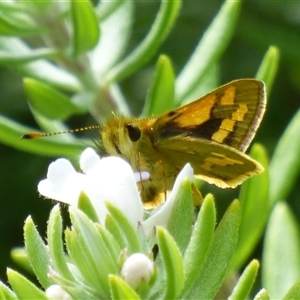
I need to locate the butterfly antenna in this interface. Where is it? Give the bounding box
[21,125,102,139]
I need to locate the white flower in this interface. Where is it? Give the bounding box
[121,253,154,289]
[38,148,143,227]
[45,285,72,300]
[38,147,194,237]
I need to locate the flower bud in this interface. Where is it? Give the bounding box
[121,253,154,289]
[45,285,72,300]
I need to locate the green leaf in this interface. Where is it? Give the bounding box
[253,289,270,300]
[91,0,133,78]
[231,144,269,270]
[105,201,140,254]
[63,285,99,300]
[142,55,175,116]
[256,46,280,93]
[24,78,86,120]
[96,225,122,264]
[228,260,259,300]
[47,205,75,281]
[96,1,124,20]
[269,109,300,205]
[0,115,87,157]
[71,0,100,57]
[283,279,300,300]
[7,269,48,300]
[24,216,53,288]
[0,7,44,35]
[10,248,32,275]
[182,194,216,294]
[65,229,104,296]
[185,200,241,299]
[105,214,127,251]
[109,275,141,300]
[106,0,181,83]
[78,192,99,223]
[0,37,81,91]
[0,281,17,300]
[166,178,194,253]
[156,227,184,300]
[0,48,57,65]
[262,202,300,299]
[175,0,241,104]
[180,62,220,106]
[67,207,118,294]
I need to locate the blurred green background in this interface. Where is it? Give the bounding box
[0,1,299,284]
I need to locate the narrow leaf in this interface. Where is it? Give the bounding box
[24,78,86,120]
[142,54,175,116]
[69,207,118,293]
[0,281,18,300]
[10,248,32,274]
[24,216,52,288]
[65,229,105,295]
[91,0,133,77]
[0,37,81,91]
[78,192,99,223]
[7,269,48,300]
[228,260,259,300]
[47,205,74,281]
[175,0,241,103]
[106,0,181,83]
[253,289,270,300]
[109,275,141,300]
[166,178,194,253]
[185,200,241,299]
[96,225,122,263]
[105,214,127,251]
[0,115,89,157]
[71,0,100,57]
[231,144,269,270]
[0,9,43,35]
[283,279,300,300]
[183,194,216,294]
[157,227,184,300]
[262,202,300,299]
[256,46,280,93]
[105,201,140,253]
[269,109,300,205]
[0,48,57,65]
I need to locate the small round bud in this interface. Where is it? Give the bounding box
[45,285,72,300]
[121,253,154,289]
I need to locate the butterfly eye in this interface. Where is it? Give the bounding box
[126,124,141,142]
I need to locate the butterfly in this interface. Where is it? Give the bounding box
[23,79,266,207]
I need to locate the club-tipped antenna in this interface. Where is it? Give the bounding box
[21,125,102,139]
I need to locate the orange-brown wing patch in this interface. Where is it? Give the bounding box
[153,79,266,153]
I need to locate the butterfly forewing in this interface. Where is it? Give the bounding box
[153,79,266,153]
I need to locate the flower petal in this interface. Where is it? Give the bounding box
[79,147,102,174]
[80,150,144,226]
[38,158,84,206]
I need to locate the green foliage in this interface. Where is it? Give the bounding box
[0,0,300,299]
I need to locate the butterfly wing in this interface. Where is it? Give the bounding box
[153,79,266,153]
[150,79,265,188]
[154,136,263,188]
